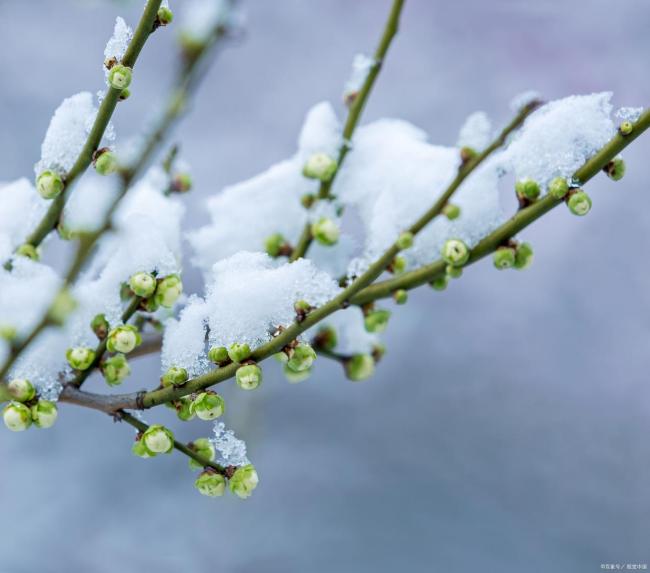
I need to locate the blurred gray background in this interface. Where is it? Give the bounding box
[1,0,649,571]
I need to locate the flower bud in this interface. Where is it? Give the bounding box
[0,324,17,341]
[171,173,192,193]
[372,343,386,362]
[7,378,36,402]
[345,354,375,382]
[31,400,58,429]
[392,289,408,305]
[515,178,541,200]
[228,342,251,364]
[236,364,262,390]
[175,396,195,422]
[390,255,407,274]
[301,193,316,209]
[118,88,130,101]
[493,246,516,270]
[311,218,340,246]
[313,324,337,351]
[90,313,110,339]
[132,437,155,458]
[154,274,183,308]
[48,288,77,325]
[94,149,118,175]
[604,158,625,181]
[284,364,311,383]
[66,346,96,371]
[36,170,64,200]
[567,190,592,216]
[142,424,174,454]
[157,6,174,26]
[514,242,534,270]
[129,271,157,298]
[548,177,569,199]
[102,354,130,386]
[430,275,448,291]
[16,243,39,261]
[161,365,188,387]
[106,324,142,354]
[3,402,32,432]
[396,231,414,250]
[188,438,216,471]
[195,470,226,497]
[208,345,229,364]
[108,64,132,90]
[294,299,312,314]
[286,342,316,373]
[446,265,463,279]
[442,203,461,220]
[619,121,633,136]
[460,146,477,163]
[441,239,470,267]
[229,464,259,499]
[190,391,225,421]
[264,233,286,258]
[302,153,337,182]
[364,309,391,334]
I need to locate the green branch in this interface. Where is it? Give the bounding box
[289,0,406,261]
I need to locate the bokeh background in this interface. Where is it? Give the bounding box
[1,0,649,571]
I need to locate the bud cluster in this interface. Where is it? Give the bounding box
[2,378,58,432]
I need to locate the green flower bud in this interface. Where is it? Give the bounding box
[128,272,157,298]
[430,275,449,291]
[31,400,58,429]
[364,309,391,334]
[311,218,340,246]
[493,246,516,270]
[265,233,286,258]
[66,346,96,371]
[94,149,118,175]
[442,203,461,220]
[195,470,226,497]
[619,121,633,136]
[274,351,289,364]
[391,255,407,274]
[90,313,110,339]
[396,231,414,250]
[567,190,592,216]
[108,64,132,90]
[313,324,337,351]
[345,354,375,382]
[514,242,534,270]
[229,464,259,499]
[161,366,188,387]
[604,158,626,181]
[48,288,77,325]
[301,193,316,209]
[294,299,312,314]
[228,342,251,364]
[0,324,17,341]
[3,402,32,432]
[393,289,408,305]
[16,243,39,261]
[372,343,386,362]
[189,438,216,471]
[446,264,463,279]
[106,324,142,354]
[283,364,311,383]
[157,6,174,26]
[460,146,477,163]
[132,437,155,458]
[118,88,130,101]
[441,238,470,267]
[102,354,130,386]
[36,170,64,200]
[175,396,195,422]
[154,274,183,308]
[7,378,36,402]
[190,391,225,421]
[515,178,541,200]
[286,342,316,373]
[548,177,569,199]
[207,345,229,364]
[171,173,192,193]
[142,424,174,454]
[302,152,337,182]
[236,364,262,390]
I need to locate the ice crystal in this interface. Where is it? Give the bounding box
[211,421,249,467]
[104,17,132,72]
[343,53,374,103]
[457,111,492,151]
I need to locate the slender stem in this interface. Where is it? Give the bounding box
[119,411,226,473]
[24,0,163,249]
[289,0,406,262]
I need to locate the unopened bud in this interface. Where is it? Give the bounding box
[430,275,449,291]
[229,464,259,499]
[265,233,286,258]
[301,193,316,209]
[302,153,337,182]
[493,246,516,270]
[311,218,340,246]
[132,437,155,458]
[460,146,477,163]
[567,190,592,216]
[142,424,174,454]
[16,243,39,261]
[189,438,216,471]
[108,64,132,90]
[36,170,64,200]
[619,121,633,136]
[396,231,414,250]
[514,242,534,270]
[446,265,463,279]
[3,402,32,432]
[442,203,461,220]
[161,366,189,387]
[393,289,408,305]
[48,288,77,325]
[548,177,569,199]
[0,324,17,341]
[94,149,118,175]
[171,173,192,193]
[106,324,142,354]
[154,274,183,308]
[313,324,337,351]
[515,178,541,200]
[207,345,229,364]
[441,238,469,267]
[364,309,391,334]
[175,396,195,422]
[129,272,157,298]
[236,364,262,390]
[190,391,225,421]
[284,364,311,383]
[7,378,36,403]
[102,354,130,386]
[228,342,251,364]
[196,470,226,497]
[157,6,174,26]
[604,158,626,181]
[31,400,58,429]
[390,255,407,274]
[118,88,131,101]
[286,342,316,373]
[91,313,110,339]
[66,346,96,371]
[345,354,375,381]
